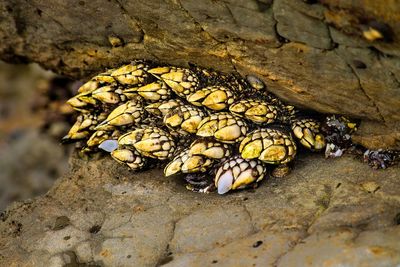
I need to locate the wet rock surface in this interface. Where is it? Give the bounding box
[0,153,399,266]
[1,0,399,148]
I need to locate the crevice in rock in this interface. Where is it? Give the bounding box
[226,50,240,75]
[113,0,144,43]
[242,204,257,234]
[175,0,222,45]
[388,70,400,89]
[23,2,73,36]
[157,219,177,266]
[346,62,386,123]
[176,0,262,76]
[270,228,308,267]
[271,184,335,267]
[223,3,239,27]
[112,0,160,62]
[270,1,287,46]
[326,26,338,50]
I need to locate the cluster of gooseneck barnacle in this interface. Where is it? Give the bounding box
[63,60,327,194]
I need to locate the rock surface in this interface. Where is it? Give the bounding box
[0,153,399,266]
[0,0,399,148]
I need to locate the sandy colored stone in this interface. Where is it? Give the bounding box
[170,205,254,253]
[277,228,400,267]
[0,153,399,266]
[165,230,303,267]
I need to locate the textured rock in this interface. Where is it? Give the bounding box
[273,0,332,49]
[0,153,400,266]
[0,0,399,148]
[277,228,400,267]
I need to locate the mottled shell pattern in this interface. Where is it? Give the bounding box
[64,59,326,195]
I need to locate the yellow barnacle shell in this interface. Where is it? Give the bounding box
[291,118,325,151]
[189,139,231,159]
[148,66,172,75]
[162,71,184,82]
[240,139,263,159]
[118,127,175,160]
[214,124,242,142]
[196,113,248,143]
[181,116,203,134]
[137,81,171,102]
[229,99,277,124]
[181,155,213,173]
[259,145,287,163]
[164,113,182,127]
[110,61,148,85]
[214,156,266,194]
[164,105,206,135]
[78,80,99,94]
[86,131,111,148]
[187,86,235,111]
[145,99,184,118]
[134,138,161,153]
[67,95,89,109]
[118,129,142,146]
[111,148,146,170]
[91,85,124,104]
[96,100,144,130]
[164,150,188,176]
[77,71,116,94]
[239,128,296,164]
[62,117,90,143]
[155,67,199,97]
[187,90,207,106]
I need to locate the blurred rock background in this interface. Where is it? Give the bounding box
[0,61,76,210]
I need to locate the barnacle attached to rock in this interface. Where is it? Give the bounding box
[189,138,232,160]
[164,149,214,176]
[149,66,199,98]
[164,104,207,135]
[229,99,278,124]
[196,112,248,143]
[239,128,297,164]
[291,117,325,150]
[61,112,108,143]
[145,99,184,117]
[215,155,267,194]
[187,85,236,111]
[136,81,172,102]
[95,99,145,130]
[118,127,176,160]
[91,85,129,105]
[110,60,150,86]
[111,148,147,170]
[77,70,117,94]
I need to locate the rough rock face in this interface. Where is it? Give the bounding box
[0,154,399,266]
[0,0,399,149]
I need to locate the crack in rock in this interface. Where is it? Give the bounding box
[347,62,386,123]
